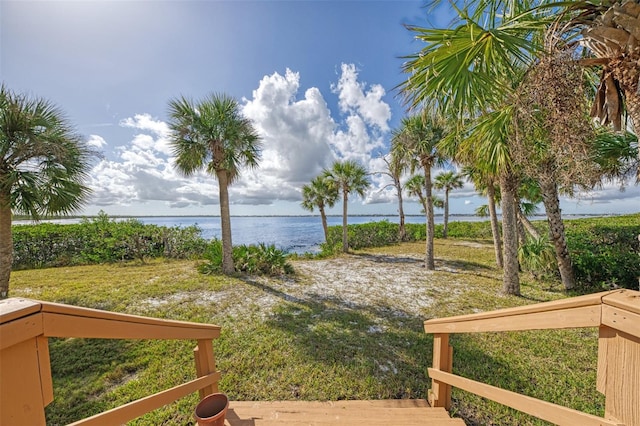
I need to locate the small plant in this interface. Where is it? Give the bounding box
[518,235,556,279]
[199,240,293,276]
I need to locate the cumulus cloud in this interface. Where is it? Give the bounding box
[331,63,391,132]
[86,134,107,148]
[120,114,173,155]
[86,64,395,211]
[242,68,337,200]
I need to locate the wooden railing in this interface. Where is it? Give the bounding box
[0,298,221,425]
[424,289,640,426]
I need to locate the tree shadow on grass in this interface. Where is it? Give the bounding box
[237,276,433,401]
[353,252,499,282]
[45,338,144,425]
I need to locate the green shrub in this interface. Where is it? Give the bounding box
[12,213,207,269]
[322,219,494,255]
[199,239,293,276]
[442,221,494,239]
[564,214,640,290]
[518,235,557,279]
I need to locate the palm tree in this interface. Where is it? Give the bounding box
[301,175,338,243]
[434,171,464,238]
[405,174,427,213]
[0,85,94,298]
[512,52,600,290]
[323,160,370,253]
[392,114,446,270]
[379,152,409,241]
[168,93,261,274]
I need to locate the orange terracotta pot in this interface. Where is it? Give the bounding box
[194,393,228,426]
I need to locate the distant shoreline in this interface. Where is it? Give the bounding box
[13,213,620,221]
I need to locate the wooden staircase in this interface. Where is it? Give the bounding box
[225,400,466,425]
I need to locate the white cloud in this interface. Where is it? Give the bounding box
[119,113,173,155]
[86,134,107,148]
[331,63,391,132]
[86,64,396,212]
[241,68,338,202]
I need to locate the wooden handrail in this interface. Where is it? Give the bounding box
[0,297,221,425]
[424,289,640,426]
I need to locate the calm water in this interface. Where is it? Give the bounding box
[134,215,488,253]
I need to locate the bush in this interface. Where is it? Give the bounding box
[564,214,640,290]
[12,212,207,269]
[323,219,494,254]
[199,239,294,276]
[518,235,557,280]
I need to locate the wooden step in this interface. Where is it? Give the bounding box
[225,400,466,425]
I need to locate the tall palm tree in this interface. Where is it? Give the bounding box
[379,152,409,241]
[301,175,338,243]
[434,171,464,238]
[513,52,599,290]
[0,85,94,298]
[323,160,370,253]
[392,114,446,270]
[168,93,261,274]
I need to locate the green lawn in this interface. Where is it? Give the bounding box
[9,239,605,425]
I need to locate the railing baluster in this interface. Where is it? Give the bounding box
[430,333,452,409]
[194,339,219,399]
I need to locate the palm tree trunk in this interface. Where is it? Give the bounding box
[424,166,435,270]
[487,184,503,269]
[397,185,406,241]
[443,189,450,239]
[540,178,575,290]
[342,190,349,253]
[516,202,527,248]
[217,171,235,274]
[0,192,12,299]
[319,206,329,243]
[517,209,541,240]
[499,171,520,295]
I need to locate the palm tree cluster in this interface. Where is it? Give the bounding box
[397,0,639,295]
[301,160,370,253]
[302,120,468,270]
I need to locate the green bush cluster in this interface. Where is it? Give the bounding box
[12,213,207,269]
[563,214,640,290]
[199,239,294,276]
[323,219,493,252]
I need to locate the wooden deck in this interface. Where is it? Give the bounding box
[224,400,466,425]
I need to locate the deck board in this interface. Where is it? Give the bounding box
[225,400,466,425]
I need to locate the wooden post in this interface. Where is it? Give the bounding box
[194,339,218,399]
[430,333,452,409]
[600,328,640,425]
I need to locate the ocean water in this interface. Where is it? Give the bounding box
[134,215,488,253]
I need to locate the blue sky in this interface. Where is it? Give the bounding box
[2,0,638,217]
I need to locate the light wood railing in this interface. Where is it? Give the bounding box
[0,298,221,425]
[424,289,640,426]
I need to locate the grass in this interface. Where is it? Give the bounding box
[9,239,605,425]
